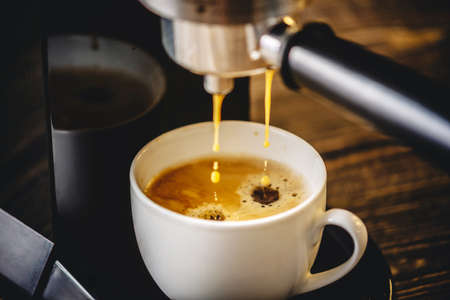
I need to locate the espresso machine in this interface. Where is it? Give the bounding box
[138,0,450,171]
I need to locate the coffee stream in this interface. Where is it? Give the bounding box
[261,68,275,187]
[210,69,275,187]
[211,93,225,184]
[212,93,225,153]
[264,68,275,149]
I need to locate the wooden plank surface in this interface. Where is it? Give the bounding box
[250,1,450,298]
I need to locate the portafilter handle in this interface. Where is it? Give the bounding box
[261,22,450,172]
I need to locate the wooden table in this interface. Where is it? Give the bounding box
[1,0,449,299]
[250,1,450,298]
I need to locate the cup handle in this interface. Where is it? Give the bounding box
[293,208,368,295]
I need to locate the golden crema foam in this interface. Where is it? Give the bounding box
[144,155,308,221]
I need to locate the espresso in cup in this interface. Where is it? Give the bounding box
[144,155,309,221]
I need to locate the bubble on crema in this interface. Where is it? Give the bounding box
[185,203,227,221]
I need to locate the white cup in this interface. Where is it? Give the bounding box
[130,121,368,299]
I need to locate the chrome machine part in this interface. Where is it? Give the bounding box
[260,19,299,67]
[138,0,310,24]
[139,0,310,95]
[161,17,274,78]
